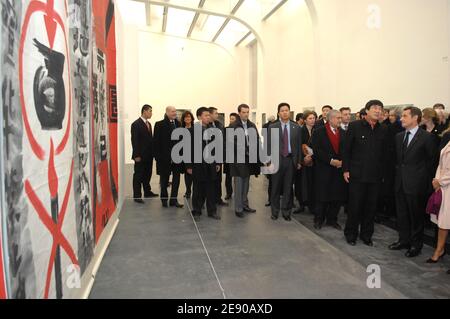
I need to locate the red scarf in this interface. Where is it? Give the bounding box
[325,123,340,155]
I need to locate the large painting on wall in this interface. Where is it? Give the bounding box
[0,0,118,299]
[91,0,118,242]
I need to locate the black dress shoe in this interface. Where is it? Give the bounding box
[162,201,168,208]
[235,212,245,218]
[208,214,221,220]
[271,215,278,220]
[134,199,145,204]
[447,269,450,275]
[265,202,271,207]
[170,202,184,208]
[327,223,342,231]
[388,242,410,251]
[283,216,292,221]
[405,248,421,258]
[426,251,446,263]
[346,239,356,246]
[192,210,202,217]
[144,192,159,198]
[218,200,229,207]
[362,239,374,247]
[243,207,256,213]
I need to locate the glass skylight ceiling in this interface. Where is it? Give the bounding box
[119,0,294,47]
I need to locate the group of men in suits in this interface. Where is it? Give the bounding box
[131,101,439,258]
[304,101,436,258]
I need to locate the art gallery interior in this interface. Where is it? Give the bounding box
[1,0,450,299]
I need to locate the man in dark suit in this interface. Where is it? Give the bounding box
[343,100,389,246]
[389,107,437,257]
[296,113,304,127]
[224,113,239,200]
[208,107,228,206]
[312,110,347,230]
[314,105,333,128]
[153,106,184,208]
[377,109,404,220]
[186,107,221,220]
[262,116,277,207]
[131,105,158,204]
[228,104,260,218]
[268,103,302,221]
[339,107,351,132]
[339,107,352,214]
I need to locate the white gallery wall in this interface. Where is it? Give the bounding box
[115,0,450,165]
[255,0,450,119]
[119,31,249,164]
[257,0,316,118]
[312,0,450,109]
[138,32,247,124]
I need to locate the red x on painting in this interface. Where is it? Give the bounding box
[18,0,75,299]
[24,140,78,299]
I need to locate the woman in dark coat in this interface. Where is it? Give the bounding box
[300,111,317,214]
[420,108,442,174]
[181,111,195,198]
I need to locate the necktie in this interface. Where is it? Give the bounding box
[282,124,289,157]
[402,131,411,157]
[146,121,151,132]
[171,120,176,129]
[243,123,248,137]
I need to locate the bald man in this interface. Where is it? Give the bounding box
[153,106,184,208]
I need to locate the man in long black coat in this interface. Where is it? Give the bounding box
[208,107,228,206]
[186,107,221,220]
[153,106,184,208]
[342,100,389,246]
[312,110,347,230]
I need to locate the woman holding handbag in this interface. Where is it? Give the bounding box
[427,130,450,273]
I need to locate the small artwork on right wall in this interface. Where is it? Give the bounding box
[384,104,414,113]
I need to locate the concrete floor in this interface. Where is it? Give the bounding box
[89,165,450,299]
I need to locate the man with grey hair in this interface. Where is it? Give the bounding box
[312,109,347,230]
[153,106,184,208]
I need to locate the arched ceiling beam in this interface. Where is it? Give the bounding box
[187,0,206,38]
[132,0,264,49]
[212,0,245,42]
